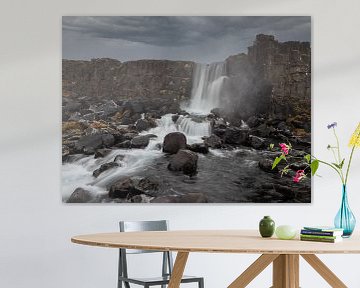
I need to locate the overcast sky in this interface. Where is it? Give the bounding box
[62,16,311,63]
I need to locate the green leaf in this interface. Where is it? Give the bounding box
[339,158,345,169]
[280,154,287,162]
[304,154,311,163]
[310,160,320,176]
[272,156,282,169]
[269,143,274,150]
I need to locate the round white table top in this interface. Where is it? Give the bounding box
[71,230,360,254]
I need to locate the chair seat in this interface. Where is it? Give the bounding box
[119,275,203,285]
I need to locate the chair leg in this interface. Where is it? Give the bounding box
[198,278,204,288]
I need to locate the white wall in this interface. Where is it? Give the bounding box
[1,0,360,287]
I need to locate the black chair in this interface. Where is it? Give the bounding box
[118,220,204,288]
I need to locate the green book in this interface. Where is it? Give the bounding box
[300,236,342,243]
[300,234,339,240]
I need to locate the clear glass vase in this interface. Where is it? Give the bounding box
[334,185,356,237]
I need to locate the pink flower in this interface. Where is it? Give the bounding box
[293,170,305,183]
[279,143,289,155]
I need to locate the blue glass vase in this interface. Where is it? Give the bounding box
[334,185,356,237]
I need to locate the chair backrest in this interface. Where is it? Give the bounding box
[118,220,173,283]
[119,220,169,254]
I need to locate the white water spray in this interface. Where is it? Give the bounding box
[186,62,227,114]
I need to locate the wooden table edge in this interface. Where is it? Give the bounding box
[71,237,360,254]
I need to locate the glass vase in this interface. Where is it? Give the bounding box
[334,185,356,237]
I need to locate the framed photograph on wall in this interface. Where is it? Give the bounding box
[62,16,311,203]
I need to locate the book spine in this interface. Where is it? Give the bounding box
[300,234,337,240]
[301,230,336,236]
[300,237,337,243]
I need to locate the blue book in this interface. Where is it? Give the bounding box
[302,226,343,236]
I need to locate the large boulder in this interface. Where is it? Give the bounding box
[74,133,115,154]
[168,149,198,176]
[67,187,93,203]
[108,178,142,198]
[203,134,223,149]
[93,162,119,178]
[163,132,187,154]
[131,135,150,148]
[224,127,249,145]
[135,119,151,132]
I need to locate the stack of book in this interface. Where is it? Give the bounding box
[300,226,344,243]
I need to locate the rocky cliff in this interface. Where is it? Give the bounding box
[248,34,311,127]
[63,58,194,121]
[224,34,311,128]
[63,34,311,129]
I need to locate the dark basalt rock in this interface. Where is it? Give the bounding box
[67,188,93,203]
[246,115,263,128]
[93,162,119,178]
[187,143,209,154]
[172,114,180,123]
[249,135,265,150]
[115,140,131,149]
[131,135,150,148]
[108,178,142,198]
[163,132,187,154]
[258,158,278,173]
[151,193,208,203]
[136,176,161,196]
[94,148,112,159]
[224,127,249,145]
[289,162,308,171]
[74,133,115,155]
[168,149,198,177]
[203,134,223,149]
[135,119,151,132]
[251,123,272,138]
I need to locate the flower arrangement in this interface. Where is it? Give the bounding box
[271,122,360,184]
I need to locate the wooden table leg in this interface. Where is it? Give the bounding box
[301,254,347,288]
[228,254,279,288]
[168,252,189,288]
[272,254,299,288]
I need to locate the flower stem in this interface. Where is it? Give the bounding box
[333,128,345,180]
[345,146,356,185]
[316,159,344,184]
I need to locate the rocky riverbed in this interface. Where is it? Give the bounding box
[62,34,311,203]
[62,100,311,203]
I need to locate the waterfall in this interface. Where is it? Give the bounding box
[62,113,211,200]
[186,62,227,115]
[177,116,211,137]
[62,63,229,201]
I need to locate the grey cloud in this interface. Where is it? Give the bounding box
[63,16,310,47]
[62,16,311,62]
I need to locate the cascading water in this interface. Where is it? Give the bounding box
[62,114,210,200]
[62,61,228,201]
[186,62,227,115]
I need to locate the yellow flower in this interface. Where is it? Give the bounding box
[349,122,360,147]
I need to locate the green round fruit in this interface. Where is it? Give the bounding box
[275,225,297,240]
